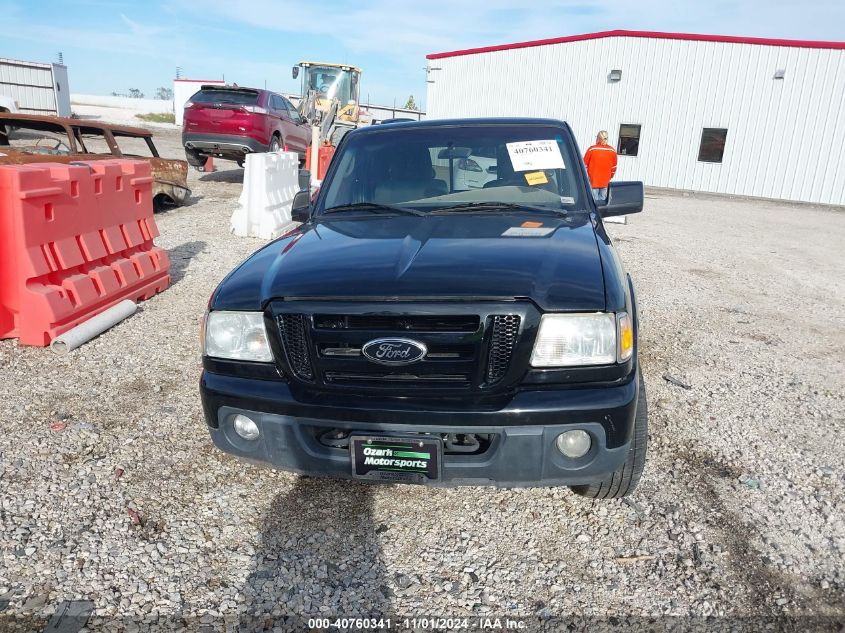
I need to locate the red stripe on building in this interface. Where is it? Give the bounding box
[426,29,845,60]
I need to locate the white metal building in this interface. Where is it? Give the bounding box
[425,30,845,206]
[173,78,226,126]
[0,57,71,117]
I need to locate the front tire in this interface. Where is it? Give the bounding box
[570,372,648,499]
[269,136,281,153]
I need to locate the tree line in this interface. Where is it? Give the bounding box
[111,87,173,100]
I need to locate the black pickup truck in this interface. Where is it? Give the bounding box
[200,118,647,498]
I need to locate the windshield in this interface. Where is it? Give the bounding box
[305,66,354,104]
[0,121,72,156]
[318,124,585,215]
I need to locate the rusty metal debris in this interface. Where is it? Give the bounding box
[662,373,692,390]
[0,112,190,212]
[127,507,145,526]
[614,554,656,563]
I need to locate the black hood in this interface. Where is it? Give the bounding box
[212,213,606,312]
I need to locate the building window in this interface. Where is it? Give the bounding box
[698,128,728,163]
[617,124,641,156]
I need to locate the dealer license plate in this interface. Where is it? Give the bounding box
[350,435,441,484]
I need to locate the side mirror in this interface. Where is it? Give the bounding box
[292,66,299,80]
[291,190,311,223]
[599,181,644,217]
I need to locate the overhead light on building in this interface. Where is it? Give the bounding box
[774,69,786,79]
[609,69,622,82]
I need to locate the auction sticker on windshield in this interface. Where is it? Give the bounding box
[351,435,441,483]
[506,140,566,172]
[524,170,549,185]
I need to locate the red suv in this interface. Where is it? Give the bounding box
[182,85,310,170]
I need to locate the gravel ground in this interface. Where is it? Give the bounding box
[1,128,843,632]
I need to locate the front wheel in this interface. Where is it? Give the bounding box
[269,136,281,153]
[570,372,648,499]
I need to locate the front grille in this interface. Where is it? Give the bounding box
[486,315,521,383]
[274,303,531,395]
[325,372,471,387]
[277,314,313,380]
[314,314,480,332]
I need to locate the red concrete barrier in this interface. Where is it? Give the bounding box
[0,160,170,346]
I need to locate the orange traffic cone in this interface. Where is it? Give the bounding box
[203,156,214,172]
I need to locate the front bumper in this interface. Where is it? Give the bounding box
[200,371,639,488]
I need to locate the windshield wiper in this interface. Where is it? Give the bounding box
[428,202,567,215]
[323,202,426,216]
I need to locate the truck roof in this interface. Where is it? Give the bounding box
[297,61,362,72]
[350,117,570,135]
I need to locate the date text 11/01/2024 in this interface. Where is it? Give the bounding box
[308,618,528,630]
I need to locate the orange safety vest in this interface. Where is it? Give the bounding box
[584,143,618,189]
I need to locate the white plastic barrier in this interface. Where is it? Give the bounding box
[231,151,299,239]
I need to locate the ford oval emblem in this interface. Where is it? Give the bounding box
[361,338,427,366]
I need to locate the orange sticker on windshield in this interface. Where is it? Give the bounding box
[524,171,548,185]
[521,221,544,228]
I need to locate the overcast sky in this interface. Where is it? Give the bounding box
[4,0,843,109]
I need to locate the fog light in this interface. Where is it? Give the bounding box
[556,430,591,458]
[233,414,260,440]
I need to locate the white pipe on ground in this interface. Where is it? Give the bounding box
[50,300,138,355]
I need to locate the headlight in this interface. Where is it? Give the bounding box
[530,313,617,367]
[203,311,273,362]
